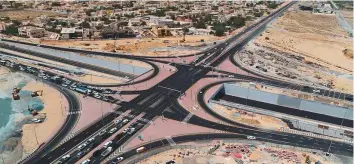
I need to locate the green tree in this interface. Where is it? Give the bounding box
[182,27,189,41]
[213,24,225,36]
[267,2,279,9]
[85,9,96,16]
[155,9,166,17]
[100,17,111,24]
[2,25,19,35]
[60,21,68,27]
[12,20,22,26]
[226,16,245,28]
[194,20,206,29]
[51,2,61,7]
[81,21,90,28]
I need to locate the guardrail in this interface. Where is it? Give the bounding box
[124,145,200,164]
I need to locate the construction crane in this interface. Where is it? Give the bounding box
[31,90,43,97]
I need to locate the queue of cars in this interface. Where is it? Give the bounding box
[86,120,145,164]
[0,59,117,104]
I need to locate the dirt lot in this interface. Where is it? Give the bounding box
[257,9,352,71]
[238,4,353,93]
[0,10,62,20]
[137,140,343,164]
[211,103,288,130]
[41,35,225,57]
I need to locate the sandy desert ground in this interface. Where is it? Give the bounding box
[137,140,342,164]
[21,81,68,154]
[0,10,62,20]
[244,4,353,93]
[210,103,288,130]
[40,35,224,56]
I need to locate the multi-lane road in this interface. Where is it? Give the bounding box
[0,1,351,164]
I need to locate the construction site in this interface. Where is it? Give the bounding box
[235,2,353,94]
[137,140,346,164]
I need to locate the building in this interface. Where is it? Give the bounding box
[210,83,353,140]
[128,18,142,26]
[151,25,171,37]
[313,3,334,14]
[188,27,212,35]
[0,22,6,32]
[60,28,90,40]
[146,16,175,26]
[18,26,45,38]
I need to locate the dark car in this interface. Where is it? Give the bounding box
[76,151,84,158]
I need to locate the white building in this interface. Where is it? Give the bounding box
[18,26,45,38]
[128,18,142,26]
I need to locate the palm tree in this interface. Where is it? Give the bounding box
[182,27,189,42]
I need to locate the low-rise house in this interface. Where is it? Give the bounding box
[60,27,90,40]
[128,18,142,26]
[151,25,171,37]
[188,27,212,35]
[0,22,6,32]
[18,26,45,38]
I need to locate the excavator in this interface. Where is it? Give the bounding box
[12,87,21,100]
[27,105,38,116]
[31,90,43,97]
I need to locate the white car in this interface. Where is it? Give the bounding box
[122,128,129,133]
[109,127,117,134]
[81,159,91,164]
[58,155,70,163]
[313,89,320,93]
[122,119,129,124]
[103,141,112,148]
[87,137,95,143]
[112,157,124,163]
[128,128,135,134]
[78,143,87,150]
[32,118,42,123]
[247,136,256,140]
[228,75,234,78]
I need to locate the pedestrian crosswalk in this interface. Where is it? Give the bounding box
[166,136,176,146]
[66,111,82,115]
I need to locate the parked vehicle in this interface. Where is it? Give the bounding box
[247,136,256,140]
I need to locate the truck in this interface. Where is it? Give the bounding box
[136,147,146,153]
